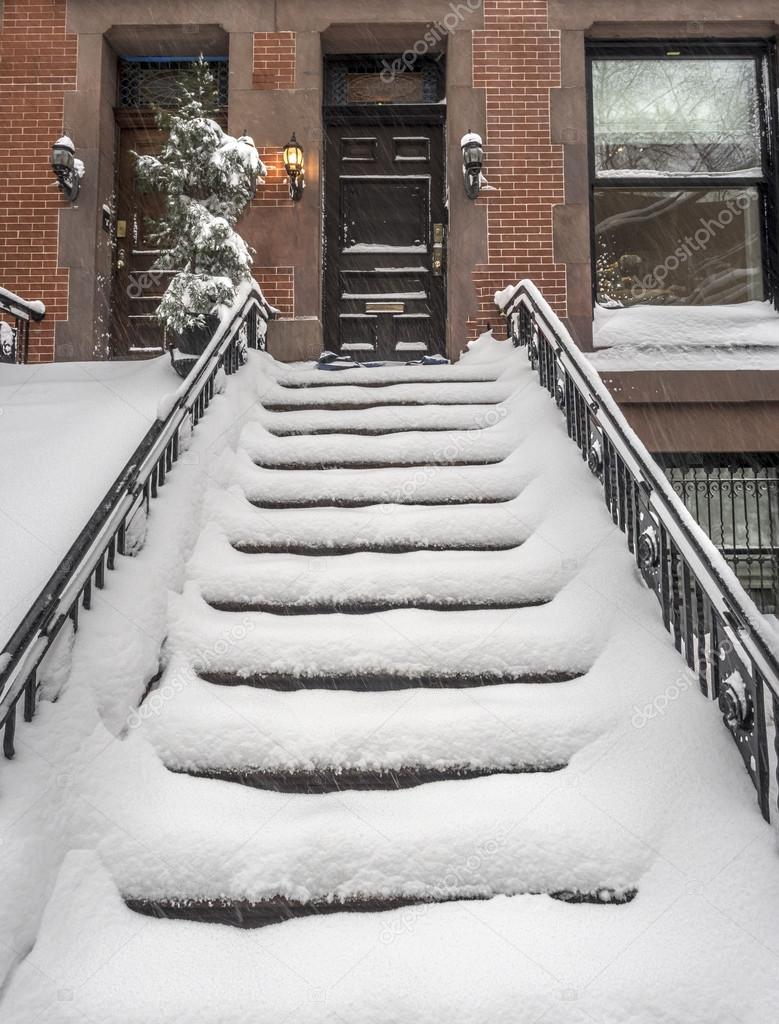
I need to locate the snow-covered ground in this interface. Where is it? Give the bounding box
[0,357,180,647]
[591,301,779,370]
[1,339,778,1023]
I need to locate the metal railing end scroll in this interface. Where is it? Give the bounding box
[0,286,46,364]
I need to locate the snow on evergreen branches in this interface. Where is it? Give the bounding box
[134,58,266,336]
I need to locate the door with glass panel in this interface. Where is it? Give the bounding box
[588,42,778,309]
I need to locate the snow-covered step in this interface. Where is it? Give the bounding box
[260,380,514,411]
[273,365,503,387]
[225,447,530,507]
[166,585,599,689]
[187,527,564,612]
[79,757,648,908]
[9,851,777,1024]
[202,488,533,555]
[257,403,503,436]
[140,661,612,783]
[239,420,512,469]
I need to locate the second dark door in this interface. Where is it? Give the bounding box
[112,126,170,357]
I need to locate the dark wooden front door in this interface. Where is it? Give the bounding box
[112,126,170,357]
[324,115,446,360]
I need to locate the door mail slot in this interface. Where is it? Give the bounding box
[365,301,405,313]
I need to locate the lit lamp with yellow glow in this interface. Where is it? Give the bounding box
[282,133,305,201]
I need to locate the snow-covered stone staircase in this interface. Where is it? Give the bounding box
[132,354,616,926]
[4,339,779,1023]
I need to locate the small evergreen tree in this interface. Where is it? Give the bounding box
[134,58,265,340]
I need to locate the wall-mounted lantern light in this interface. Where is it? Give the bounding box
[461,130,484,200]
[282,132,305,201]
[51,136,84,203]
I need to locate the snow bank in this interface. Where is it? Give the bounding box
[0,357,179,647]
[591,301,779,370]
[0,360,259,985]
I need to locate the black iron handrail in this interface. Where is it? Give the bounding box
[497,279,779,823]
[0,286,46,363]
[0,281,275,756]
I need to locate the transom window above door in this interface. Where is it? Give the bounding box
[117,57,229,109]
[588,42,778,309]
[325,56,444,106]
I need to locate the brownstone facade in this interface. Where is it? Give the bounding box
[0,0,778,454]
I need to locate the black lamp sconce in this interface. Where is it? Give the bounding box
[282,132,305,201]
[461,130,484,200]
[51,136,84,203]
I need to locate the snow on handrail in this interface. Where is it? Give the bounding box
[497,279,779,823]
[0,281,274,760]
[0,285,46,322]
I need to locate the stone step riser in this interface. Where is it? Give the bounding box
[199,670,581,691]
[126,888,637,929]
[231,540,522,556]
[251,459,505,471]
[276,378,499,390]
[206,598,548,615]
[248,496,515,509]
[263,401,503,412]
[265,426,489,437]
[168,762,565,793]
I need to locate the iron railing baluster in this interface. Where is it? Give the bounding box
[497,280,779,822]
[0,285,276,763]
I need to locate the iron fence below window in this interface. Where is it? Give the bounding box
[657,457,779,616]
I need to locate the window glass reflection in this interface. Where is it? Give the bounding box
[592,59,762,176]
[594,188,764,306]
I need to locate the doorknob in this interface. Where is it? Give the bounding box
[116,247,126,270]
[432,223,445,276]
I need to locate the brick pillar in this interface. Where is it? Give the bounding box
[470,0,566,337]
[252,31,296,91]
[0,0,77,361]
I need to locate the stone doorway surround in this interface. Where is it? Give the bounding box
[62,1,485,362]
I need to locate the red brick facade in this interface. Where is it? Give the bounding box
[252,32,296,91]
[0,0,76,361]
[251,148,295,208]
[471,0,566,337]
[254,267,294,317]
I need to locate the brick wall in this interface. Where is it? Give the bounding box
[0,0,77,361]
[252,32,296,91]
[252,147,294,208]
[255,267,294,318]
[471,0,566,337]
